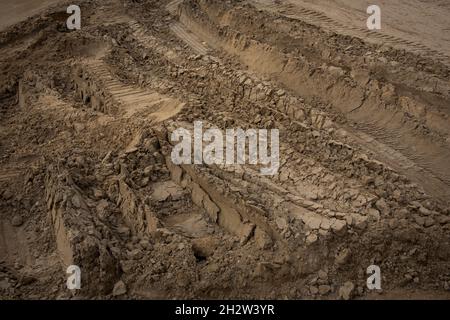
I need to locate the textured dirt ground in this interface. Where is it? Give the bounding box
[0,0,67,30]
[0,0,449,300]
[284,0,450,54]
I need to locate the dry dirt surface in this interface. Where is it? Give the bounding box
[0,0,449,300]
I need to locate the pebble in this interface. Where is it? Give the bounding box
[2,190,13,200]
[306,233,318,245]
[11,215,23,227]
[419,206,431,216]
[331,219,347,235]
[375,198,389,214]
[338,281,355,300]
[424,217,435,227]
[318,285,331,295]
[414,215,425,226]
[304,216,321,230]
[275,217,288,230]
[367,208,381,221]
[320,219,331,230]
[71,194,82,208]
[309,286,319,295]
[335,248,351,266]
[112,280,127,296]
[318,270,328,280]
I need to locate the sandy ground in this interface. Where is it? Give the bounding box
[0,0,449,300]
[3,0,449,54]
[287,0,450,55]
[0,0,67,30]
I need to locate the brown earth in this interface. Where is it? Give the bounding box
[0,0,449,300]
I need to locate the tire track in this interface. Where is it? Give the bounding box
[169,22,209,55]
[75,60,184,120]
[127,20,179,61]
[252,0,450,67]
[0,169,22,182]
[82,61,167,116]
[347,121,450,201]
[165,0,210,55]
[166,0,184,14]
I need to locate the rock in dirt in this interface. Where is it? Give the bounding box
[2,190,13,200]
[338,281,355,300]
[318,285,331,295]
[335,248,352,266]
[112,280,127,296]
[11,215,23,227]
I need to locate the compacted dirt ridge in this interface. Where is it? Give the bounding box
[0,0,449,299]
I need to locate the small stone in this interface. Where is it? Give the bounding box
[203,196,219,222]
[414,215,425,226]
[304,216,321,230]
[305,190,319,201]
[339,281,355,300]
[93,188,105,199]
[2,190,13,200]
[120,260,134,274]
[424,217,435,227]
[437,215,450,225]
[176,273,191,287]
[112,280,127,296]
[275,217,288,230]
[375,199,389,215]
[143,166,153,176]
[206,262,219,273]
[388,219,398,229]
[11,215,23,227]
[354,195,368,207]
[318,270,328,280]
[374,176,384,188]
[96,200,109,217]
[331,219,347,235]
[71,194,82,208]
[352,214,368,230]
[309,286,319,295]
[255,227,273,250]
[306,233,318,244]
[335,248,351,266]
[345,215,353,226]
[328,66,345,77]
[320,219,331,230]
[0,279,11,290]
[367,208,381,221]
[318,285,331,295]
[419,206,431,216]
